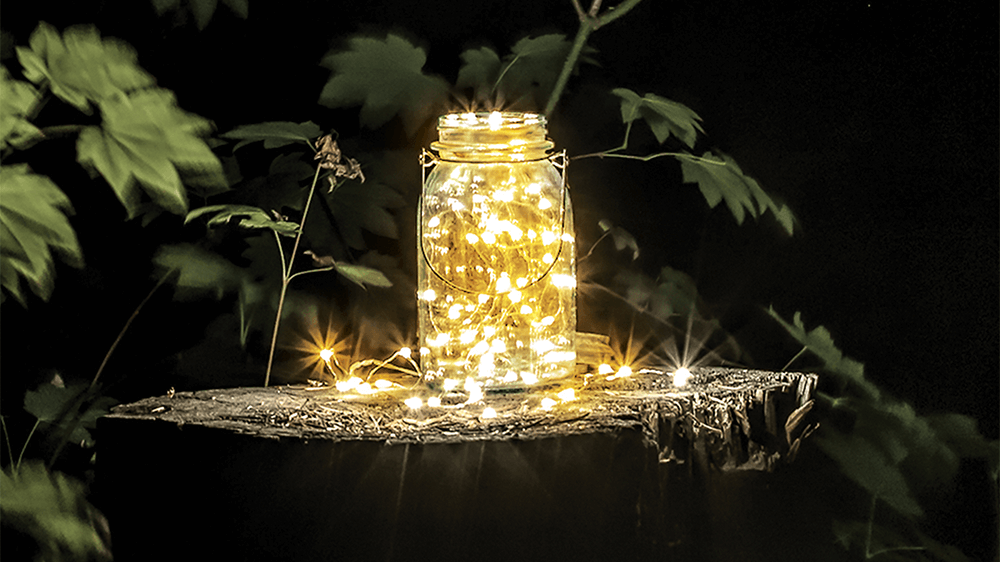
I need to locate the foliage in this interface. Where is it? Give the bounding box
[23,377,116,450]
[150,0,249,30]
[0,165,83,305]
[612,87,704,149]
[1,463,110,562]
[769,307,999,560]
[1,22,226,305]
[318,35,450,136]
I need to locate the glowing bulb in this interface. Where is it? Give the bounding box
[420,289,437,301]
[540,316,555,326]
[481,231,497,244]
[495,275,511,293]
[609,365,633,381]
[427,396,441,408]
[598,363,614,375]
[519,304,532,314]
[521,372,538,384]
[488,111,503,130]
[427,216,440,228]
[551,274,576,288]
[482,407,497,419]
[443,378,460,391]
[540,397,557,410]
[478,294,490,304]
[508,290,522,303]
[542,253,554,264]
[398,347,412,359]
[404,396,423,409]
[557,388,576,402]
[538,198,552,210]
[673,367,693,387]
[466,233,479,244]
[319,349,334,362]
[356,382,375,395]
[336,376,363,392]
[541,231,557,245]
[374,379,393,390]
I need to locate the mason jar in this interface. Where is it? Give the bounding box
[418,112,576,391]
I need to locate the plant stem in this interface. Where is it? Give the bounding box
[91,270,174,390]
[263,164,323,387]
[17,420,40,474]
[545,0,646,116]
[781,345,808,372]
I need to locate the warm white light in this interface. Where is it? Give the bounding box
[442,378,460,391]
[466,233,479,244]
[420,289,437,302]
[427,396,441,407]
[508,290,522,303]
[404,396,423,409]
[540,397,557,410]
[398,347,412,359]
[616,365,633,378]
[557,388,576,402]
[374,379,393,390]
[427,216,440,228]
[336,376,363,392]
[598,363,614,375]
[521,372,538,384]
[319,349,334,362]
[487,111,503,130]
[673,367,693,387]
[482,407,498,419]
[495,275,512,293]
[356,382,375,394]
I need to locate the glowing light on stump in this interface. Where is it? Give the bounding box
[419,112,576,390]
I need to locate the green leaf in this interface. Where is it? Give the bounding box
[16,23,155,113]
[318,34,450,135]
[334,262,392,288]
[150,0,248,29]
[817,427,923,517]
[327,178,405,249]
[0,164,83,304]
[0,66,43,150]
[456,46,502,100]
[153,243,248,300]
[186,204,299,236]
[1,463,109,561]
[767,307,878,400]
[598,218,639,260]
[611,88,704,149]
[613,265,700,321]
[220,121,323,151]
[680,151,795,235]
[76,88,227,218]
[23,378,115,447]
[498,34,596,108]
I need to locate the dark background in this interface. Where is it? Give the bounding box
[1,0,996,438]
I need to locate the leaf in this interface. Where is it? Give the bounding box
[767,307,878,400]
[23,379,115,447]
[680,151,795,235]
[598,218,639,260]
[153,243,248,300]
[0,164,83,304]
[613,265,700,321]
[220,121,323,151]
[150,0,248,29]
[0,66,42,150]
[611,87,704,149]
[498,34,596,108]
[318,34,450,135]
[327,178,405,249]
[16,23,155,113]
[76,88,227,218]
[186,204,299,236]
[817,427,923,517]
[456,46,502,100]
[334,262,392,288]
[1,463,109,561]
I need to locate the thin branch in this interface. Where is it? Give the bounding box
[571,0,587,20]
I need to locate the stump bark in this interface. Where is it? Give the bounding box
[98,367,825,561]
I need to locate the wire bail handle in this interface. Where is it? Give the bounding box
[419,150,570,294]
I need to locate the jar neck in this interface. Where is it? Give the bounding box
[430,112,555,162]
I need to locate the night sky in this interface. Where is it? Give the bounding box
[1,0,996,443]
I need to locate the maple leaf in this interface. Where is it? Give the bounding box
[455,46,502,100]
[0,66,43,150]
[76,88,227,218]
[680,151,795,235]
[16,23,155,114]
[612,88,704,149]
[220,121,322,151]
[151,0,249,30]
[0,164,83,305]
[318,34,449,136]
[496,34,597,109]
[327,178,405,249]
[186,204,299,237]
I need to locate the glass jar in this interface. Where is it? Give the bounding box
[418,112,576,391]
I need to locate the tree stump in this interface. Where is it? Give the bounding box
[98,367,824,561]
